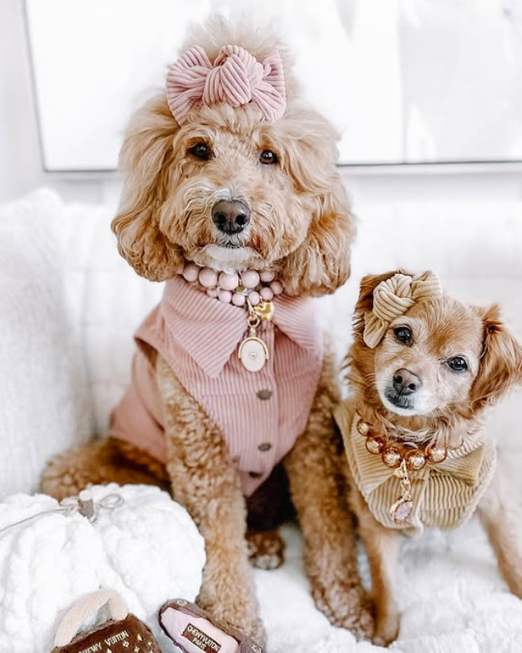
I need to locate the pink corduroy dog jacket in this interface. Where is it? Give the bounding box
[110,276,324,496]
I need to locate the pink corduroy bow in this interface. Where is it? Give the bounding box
[166,44,286,125]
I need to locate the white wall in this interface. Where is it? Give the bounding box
[1,0,522,207]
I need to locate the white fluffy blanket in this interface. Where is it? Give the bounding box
[260,520,522,653]
[0,485,205,653]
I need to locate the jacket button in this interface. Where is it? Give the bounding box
[256,389,272,400]
[258,442,272,452]
[249,471,263,479]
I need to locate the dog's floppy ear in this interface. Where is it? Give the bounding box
[111,94,184,281]
[352,270,407,340]
[277,107,355,297]
[471,305,522,410]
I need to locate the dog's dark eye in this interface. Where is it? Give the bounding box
[259,149,278,165]
[189,143,212,160]
[394,326,412,344]
[447,357,468,373]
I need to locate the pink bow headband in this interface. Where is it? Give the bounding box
[166,44,286,125]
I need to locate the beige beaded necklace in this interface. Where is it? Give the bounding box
[355,415,451,523]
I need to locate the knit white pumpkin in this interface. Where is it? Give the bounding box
[0,484,205,653]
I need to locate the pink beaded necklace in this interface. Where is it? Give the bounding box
[181,262,283,305]
[180,262,284,372]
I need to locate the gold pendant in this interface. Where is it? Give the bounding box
[238,336,269,372]
[252,300,274,321]
[391,497,413,523]
[238,302,273,373]
[390,459,413,524]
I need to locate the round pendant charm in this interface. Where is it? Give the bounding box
[238,337,269,372]
[391,498,413,523]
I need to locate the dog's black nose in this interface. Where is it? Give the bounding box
[212,200,251,235]
[393,368,422,395]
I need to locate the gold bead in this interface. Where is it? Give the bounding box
[382,447,401,468]
[357,420,371,436]
[426,444,447,464]
[406,450,427,471]
[365,436,384,455]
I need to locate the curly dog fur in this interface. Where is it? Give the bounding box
[41,19,372,645]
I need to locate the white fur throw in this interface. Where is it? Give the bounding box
[0,484,205,653]
[0,190,91,497]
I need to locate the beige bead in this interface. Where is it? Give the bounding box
[382,448,401,468]
[406,451,427,471]
[427,444,447,463]
[357,420,371,436]
[365,436,384,455]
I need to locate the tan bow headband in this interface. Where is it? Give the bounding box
[363,271,443,348]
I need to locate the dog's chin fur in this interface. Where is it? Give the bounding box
[190,244,262,273]
[378,392,423,417]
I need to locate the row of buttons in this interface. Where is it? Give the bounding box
[250,388,272,479]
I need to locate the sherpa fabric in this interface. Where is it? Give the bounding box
[0,484,205,653]
[0,190,91,497]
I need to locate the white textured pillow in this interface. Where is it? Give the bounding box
[0,484,205,653]
[0,190,91,497]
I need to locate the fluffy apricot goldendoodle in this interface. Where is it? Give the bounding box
[42,20,372,644]
[335,270,522,645]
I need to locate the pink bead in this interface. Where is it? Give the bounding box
[241,270,260,289]
[219,271,239,291]
[218,289,232,303]
[248,291,260,306]
[260,270,275,283]
[182,262,200,283]
[260,287,274,301]
[232,293,246,307]
[206,288,218,298]
[199,267,218,289]
[270,280,283,295]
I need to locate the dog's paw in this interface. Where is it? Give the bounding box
[311,580,375,641]
[247,529,285,570]
[372,611,400,647]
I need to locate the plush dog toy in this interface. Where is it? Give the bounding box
[42,18,372,644]
[159,599,264,653]
[335,270,522,645]
[50,590,162,653]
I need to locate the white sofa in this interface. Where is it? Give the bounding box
[1,189,522,652]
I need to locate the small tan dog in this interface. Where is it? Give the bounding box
[42,20,373,645]
[335,270,522,646]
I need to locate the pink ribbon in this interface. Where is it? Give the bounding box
[166,44,286,125]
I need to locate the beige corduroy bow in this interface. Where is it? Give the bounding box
[363,271,443,348]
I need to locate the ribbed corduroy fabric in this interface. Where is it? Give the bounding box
[363,271,442,348]
[166,45,286,125]
[111,276,323,496]
[334,401,496,535]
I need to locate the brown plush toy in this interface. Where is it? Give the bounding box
[51,590,161,653]
[159,600,264,653]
